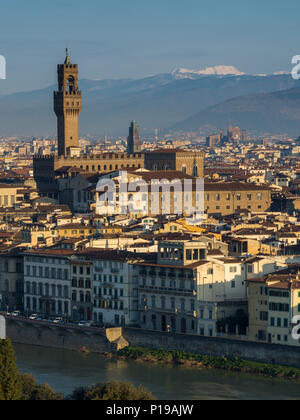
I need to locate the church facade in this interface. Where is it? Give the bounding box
[33,51,204,197]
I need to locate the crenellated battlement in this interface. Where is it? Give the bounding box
[58,64,78,69]
[54,91,82,97]
[33,154,55,160]
[54,153,145,161]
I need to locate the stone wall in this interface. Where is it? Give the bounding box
[6,318,111,353]
[6,316,300,368]
[123,327,300,368]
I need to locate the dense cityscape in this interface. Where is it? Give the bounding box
[1,0,300,405]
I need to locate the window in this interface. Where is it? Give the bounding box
[260,312,268,321]
[248,265,253,273]
[171,298,175,310]
[181,299,185,312]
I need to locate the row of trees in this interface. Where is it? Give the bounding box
[0,338,155,400]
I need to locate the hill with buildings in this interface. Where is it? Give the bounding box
[173,87,300,136]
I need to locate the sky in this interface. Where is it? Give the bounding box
[0,0,299,94]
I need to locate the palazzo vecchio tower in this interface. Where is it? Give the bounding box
[54,49,82,156]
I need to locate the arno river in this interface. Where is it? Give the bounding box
[14,343,300,400]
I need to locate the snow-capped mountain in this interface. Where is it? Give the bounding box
[172,65,245,79]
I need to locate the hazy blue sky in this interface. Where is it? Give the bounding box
[0,0,299,94]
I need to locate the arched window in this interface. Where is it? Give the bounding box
[193,165,198,177]
[67,76,75,94]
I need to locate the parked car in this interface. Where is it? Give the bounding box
[78,321,86,327]
[11,311,21,317]
[53,317,64,324]
[29,314,38,320]
[85,321,93,328]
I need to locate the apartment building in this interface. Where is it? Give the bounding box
[0,248,24,311]
[70,258,93,322]
[205,183,272,216]
[197,257,247,337]
[0,184,25,208]
[80,249,142,327]
[248,271,300,346]
[23,249,73,318]
[136,239,207,334]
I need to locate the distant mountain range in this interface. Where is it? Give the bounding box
[0,67,299,137]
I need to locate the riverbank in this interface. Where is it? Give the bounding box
[14,343,300,400]
[111,346,300,382]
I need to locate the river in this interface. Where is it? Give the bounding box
[13,343,300,400]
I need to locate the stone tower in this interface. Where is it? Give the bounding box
[127,121,141,154]
[54,49,82,156]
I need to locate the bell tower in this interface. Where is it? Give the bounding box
[54,49,82,156]
[127,121,141,154]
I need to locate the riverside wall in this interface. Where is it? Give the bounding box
[6,316,300,368]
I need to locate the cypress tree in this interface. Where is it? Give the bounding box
[0,338,22,400]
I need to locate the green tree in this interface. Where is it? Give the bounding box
[71,381,156,401]
[30,382,64,401]
[20,374,38,400]
[0,338,22,400]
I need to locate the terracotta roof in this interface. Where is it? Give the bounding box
[204,182,271,191]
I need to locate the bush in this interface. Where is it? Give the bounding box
[70,381,156,401]
[20,374,64,400]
